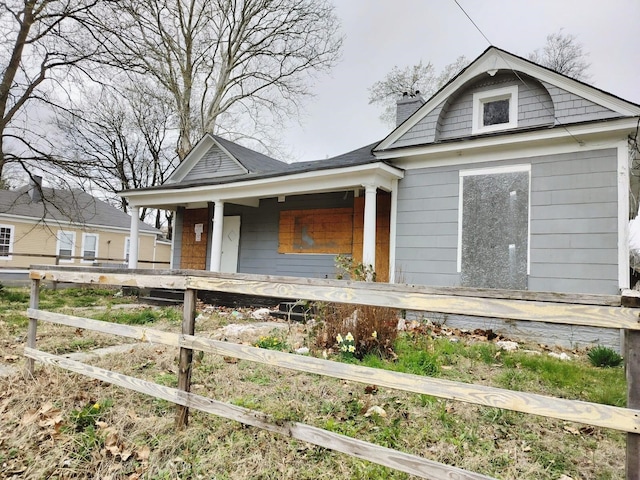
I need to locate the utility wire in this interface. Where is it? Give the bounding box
[453,0,492,45]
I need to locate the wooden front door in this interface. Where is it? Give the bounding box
[181,208,209,270]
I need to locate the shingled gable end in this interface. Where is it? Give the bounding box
[121,46,640,297]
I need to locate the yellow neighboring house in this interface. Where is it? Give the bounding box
[0,179,171,277]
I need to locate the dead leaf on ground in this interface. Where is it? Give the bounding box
[136,445,151,461]
[563,425,580,435]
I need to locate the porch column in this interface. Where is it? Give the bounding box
[128,205,140,269]
[362,185,377,279]
[210,200,225,272]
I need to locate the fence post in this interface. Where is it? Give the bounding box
[626,328,640,479]
[176,288,196,429]
[25,278,40,375]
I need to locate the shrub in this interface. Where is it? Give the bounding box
[588,345,623,368]
[314,256,398,359]
[315,302,398,359]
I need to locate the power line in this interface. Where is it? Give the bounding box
[453,0,492,46]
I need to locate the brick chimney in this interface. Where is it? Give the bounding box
[28,175,43,202]
[396,90,425,126]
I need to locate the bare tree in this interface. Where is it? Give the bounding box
[92,0,343,159]
[0,0,105,181]
[528,30,591,81]
[56,77,179,233]
[368,56,468,127]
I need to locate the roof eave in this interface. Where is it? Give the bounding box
[122,162,404,209]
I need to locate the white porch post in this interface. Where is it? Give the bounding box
[362,185,377,279]
[210,200,225,272]
[128,205,140,269]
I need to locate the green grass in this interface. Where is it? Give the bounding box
[0,286,131,313]
[357,332,626,407]
[89,307,181,325]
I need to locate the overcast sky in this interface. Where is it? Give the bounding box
[282,0,640,161]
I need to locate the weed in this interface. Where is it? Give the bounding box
[588,345,623,368]
[69,400,111,432]
[254,334,288,351]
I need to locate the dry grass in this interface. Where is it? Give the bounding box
[0,296,628,480]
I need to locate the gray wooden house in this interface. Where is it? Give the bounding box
[122,47,640,296]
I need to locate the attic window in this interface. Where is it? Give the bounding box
[472,86,518,134]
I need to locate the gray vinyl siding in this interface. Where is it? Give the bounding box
[438,73,554,140]
[391,102,445,148]
[389,73,619,150]
[542,82,619,124]
[172,207,184,268]
[529,148,618,294]
[182,145,245,182]
[395,168,460,286]
[225,192,356,279]
[395,148,619,294]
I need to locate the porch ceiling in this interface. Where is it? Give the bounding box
[121,162,404,210]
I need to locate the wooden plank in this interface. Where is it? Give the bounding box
[24,348,496,480]
[182,270,623,306]
[626,329,640,479]
[622,289,640,308]
[278,208,353,254]
[186,276,640,330]
[28,265,623,306]
[180,335,640,433]
[176,289,196,428]
[25,278,40,375]
[27,307,640,433]
[29,270,187,289]
[27,309,181,348]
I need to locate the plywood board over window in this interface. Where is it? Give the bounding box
[279,208,353,254]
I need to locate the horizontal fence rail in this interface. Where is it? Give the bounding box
[26,308,640,434]
[23,266,640,479]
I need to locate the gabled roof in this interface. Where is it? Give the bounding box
[130,139,382,193]
[0,186,161,234]
[166,133,290,184]
[375,46,640,152]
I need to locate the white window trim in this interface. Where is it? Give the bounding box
[457,164,531,273]
[472,85,518,134]
[57,230,76,263]
[81,233,99,263]
[0,224,14,261]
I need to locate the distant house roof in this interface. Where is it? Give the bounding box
[0,186,161,234]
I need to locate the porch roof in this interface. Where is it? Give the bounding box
[121,142,404,210]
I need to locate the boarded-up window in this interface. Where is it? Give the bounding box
[279,208,353,254]
[459,167,529,289]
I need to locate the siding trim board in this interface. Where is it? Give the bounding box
[376,117,638,165]
[618,141,630,289]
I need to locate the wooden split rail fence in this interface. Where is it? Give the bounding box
[24,266,640,480]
